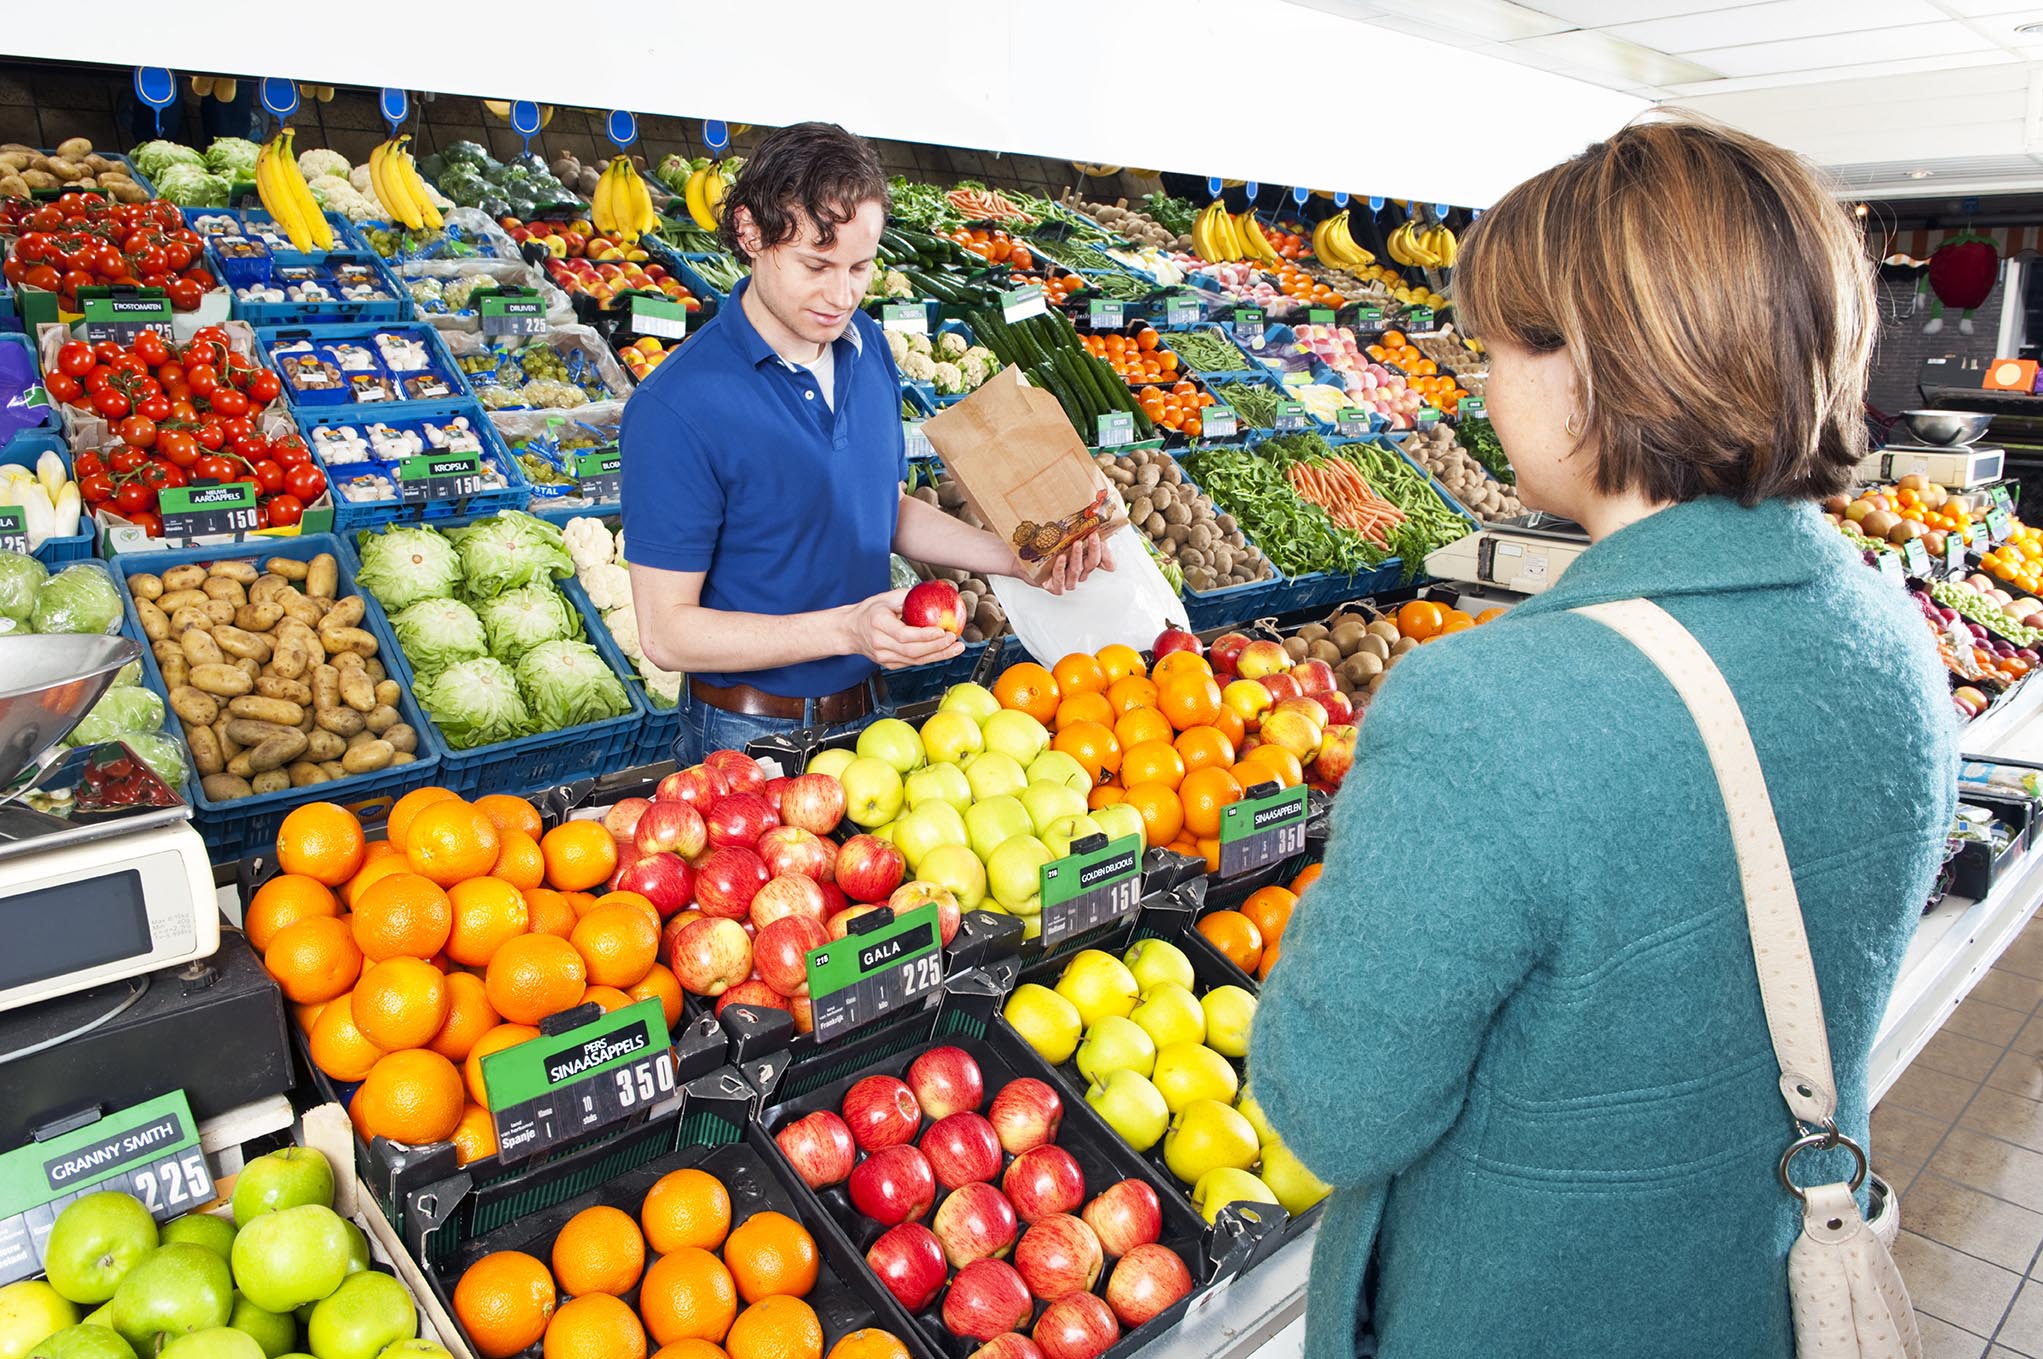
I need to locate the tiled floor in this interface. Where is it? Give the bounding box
[1877,914,2043,1356]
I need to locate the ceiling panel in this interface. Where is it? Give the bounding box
[1529,0,1723,22]
[1934,0,2043,15]
[1684,22,1996,75]
[1603,0,1947,53]
[1659,47,2015,93]
[1507,28,1727,81]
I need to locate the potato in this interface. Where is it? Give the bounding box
[135,599,170,641]
[168,605,212,635]
[316,706,366,737]
[318,626,377,657]
[323,596,365,630]
[254,676,312,705]
[319,761,348,781]
[208,559,258,584]
[179,630,223,666]
[20,170,57,191]
[228,696,305,727]
[213,718,240,762]
[268,634,314,681]
[127,572,163,601]
[311,665,340,710]
[204,599,236,626]
[373,680,400,707]
[383,724,418,755]
[251,770,292,796]
[306,729,347,762]
[201,576,246,605]
[163,565,207,592]
[280,595,326,628]
[105,178,149,204]
[249,576,294,606]
[305,554,338,599]
[189,663,253,697]
[202,774,254,801]
[262,556,308,581]
[339,669,376,713]
[159,652,190,690]
[158,589,208,616]
[234,602,284,633]
[168,686,220,726]
[365,659,386,683]
[364,704,400,734]
[54,138,91,160]
[289,762,330,788]
[343,741,396,774]
[225,752,256,780]
[44,157,86,182]
[235,656,261,681]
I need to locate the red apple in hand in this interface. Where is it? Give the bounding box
[942,1259,1033,1341]
[902,580,965,635]
[705,748,766,795]
[1014,1213,1104,1301]
[842,1075,922,1150]
[779,772,847,835]
[1081,1179,1161,1258]
[668,917,752,996]
[1104,1243,1194,1327]
[657,763,727,812]
[1034,1291,1120,1359]
[988,1078,1063,1155]
[754,914,830,997]
[706,792,778,849]
[694,846,769,919]
[921,1112,1003,1190]
[931,1181,1018,1268]
[866,1222,948,1312]
[889,881,962,945]
[835,835,905,903]
[1003,1145,1084,1224]
[849,1144,936,1226]
[636,799,707,860]
[907,1045,984,1119]
[775,1110,856,1188]
[750,873,828,931]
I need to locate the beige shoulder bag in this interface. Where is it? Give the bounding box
[1574,599,1921,1359]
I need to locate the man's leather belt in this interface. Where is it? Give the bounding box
[688,676,876,725]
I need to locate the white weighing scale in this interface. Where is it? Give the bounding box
[1859,409,2005,489]
[1424,512,1591,596]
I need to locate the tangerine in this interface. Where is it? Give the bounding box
[1051,721,1120,785]
[1051,653,1108,698]
[276,803,366,887]
[1053,692,1115,732]
[429,971,503,1062]
[475,794,544,840]
[389,787,461,853]
[827,1333,911,1359]
[1396,599,1446,641]
[725,1298,821,1359]
[583,986,633,1012]
[553,1205,646,1297]
[486,933,588,1025]
[1113,705,1172,752]
[1087,785,1126,810]
[541,821,619,892]
[1123,783,1185,849]
[1240,886,1297,946]
[1174,726,1236,774]
[629,964,685,1029]
[492,831,548,892]
[451,1103,499,1165]
[1105,675,1160,716]
[1095,645,1145,684]
[991,663,1060,725]
[1236,744,1304,790]
[1290,863,1323,894]
[455,1250,557,1359]
[1257,934,1282,980]
[245,875,340,952]
[308,989,387,1081]
[1120,740,1186,790]
[1150,651,1212,684]
[642,1167,732,1254]
[526,888,580,939]
[341,853,412,912]
[571,904,661,988]
[1159,675,1223,731]
[655,1346,731,1359]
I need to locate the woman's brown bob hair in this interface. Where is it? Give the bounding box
[1456,112,1874,506]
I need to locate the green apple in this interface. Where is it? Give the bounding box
[1085,1069,1170,1152]
[1019,781,1088,836]
[1152,1042,1239,1111]
[962,751,1028,802]
[110,1245,231,1352]
[228,1295,294,1359]
[981,710,1050,766]
[45,1192,160,1304]
[939,682,1001,723]
[1053,950,1139,1027]
[1201,986,1258,1059]
[374,1344,450,1359]
[340,1226,368,1280]
[1163,1100,1259,1185]
[1090,802,1147,850]
[904,763,973,815]
[1130,984,1206,1050]
[1003,983,1082,1063]
[1,1283,80,1359]
[77,1311,107,1334]
[839,757,905,828]
[1043,814,1107,861]
[1189,1167,1279,1224]
[228,1207,352,1316]
[866,820,897,845]
[894,802,969,873]
[159,1329,264,1359]
[160,1217,235,1266]
[1257,1142,1331,1215]
[1235,1090,1279,1147]
[1076,1015,1157,1083]
[919,711,984,766]
[985,834,1054,910]
[1123,939,1195,993]
[305,1274,414,1359]
[1025,751,1091,794]
[916,844,986,910]
[856,718,926,774]
[29,1325,133,1359]
[1009,894,1042,918]
[232,1150,334,1227]
[965,796,1034,862]
[806,748,856,780]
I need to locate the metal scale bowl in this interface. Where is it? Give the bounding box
[0,634,140,797]
[1862,411,2004,488]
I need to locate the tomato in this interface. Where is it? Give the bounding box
[185,267,215,292]
[165,278,204,312]
[2,259,25,286]
[61,269,93,297]
[71,451,104,480]
[109,447,148,474]
[187,365,219,398]
[283,465,326,502]
[193,419,224,451]
[263,494,303,528]
[219,416,255,444]
[155,362,184,388]
[78,472,113,503]
[246,370,282,406]
[209,388,248,417]
[110,354,147,378]
[26,207,61,233]
[161,241,193,272]
[156,430,197,467]
[83,368,114,394]
[115,481,154,514]
[91,341,123,366]
[116,415,156,449]
[132,331,170,367]
[125,510,160,539]
[137,394,172,423]
[43,372,80,404]
[230,432,267,462]
[153,464,187,490]
[271,436,310,468]
[187,326,230,354]
[194,454,237,484]
[168,398,197,422]
[91,389,130,420]
[56,341,93,377]
[251,459,284,494]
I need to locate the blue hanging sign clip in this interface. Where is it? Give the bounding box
[509,100,542,154]
[378,88,408,136]
[705,120,730,155]
[1292,186,1309,206]
[1333,191,1350,208]
[133,67,175,136]
[1245,180,1260,200]
[606,110,638,150]
[1207,175,1224,198]
[259,76,298,120]
[1368,195,1386,212]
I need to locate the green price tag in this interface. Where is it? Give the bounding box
[480,291,547,337]
[1001,285,1047,323]
[1876,550,1903,580]
[803,904,943,1043]
[1993,484,2015,513]
[1217,784,1310,879]
[0,505,26,555]
[0,1091,207,1285]
[1461,398,1488,420]
[1355,305,1383,329]
[1902,537,1931,575]
[1087,299,1124,330]
[1038,833,1143,947]
[903,420,933,459]
[80,291,174,344]
[1233,307,1264,346]
[1988,507,2013,544]
[1166,294,1201,326]
[479,998,673,1162]
[630,294,689,340]
[1415,406,1442,431]
[1202,406,1238,440]
[1947,533,1968,573]
[1273,400,1309,432]
[1097,412,1134,448]
[1336,407,1372,438]
[880,303,927,336]
[573,448,622,502]
[398,451,487,504]
[1405,306,1436,332]
[157,482,260,540]
[1308,308,1336,326]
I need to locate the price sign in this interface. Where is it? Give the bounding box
[81,293,173,344]
[630,294,689,340]
[480,292,547,337]
[1876,550,1903,581]
[1087,300,1124,330]
[803,905,943,1043]
[399,451,487,504]
[0,1092,209,1286]
[481,999,675,1163]
[1233,307,1264,347]
[1902,537,1931,575]
[1993,484,2016,514]
[574,448,622,502]
[1166,294,1201,326]
[1336,407,1373,438]
[1461,398,1488,420]
[1405,306,1436,333]
[0,506,26,554]
[1002,286,1047,323]
[1273,401,1309,432]
[1038,833,1143,947]
[1988,507,2013,544]
[903,420,934,459]
[1307,308,1336,326]
[1096,412,1134,448]
[1202,406,1238,440]
[1947,533,1968,573]
[158,482,260,539]
[1217,784,1310,878]
[881,303,927,336]
[1415,407,1442,432]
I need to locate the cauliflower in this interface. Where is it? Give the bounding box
[603,605,642,659]
[883,270,912,298]
[906,333,933,357]
[611,527,627,564]
[644,665,683,704]
[297,148,351,181]
[307,174,381,222]
[936,331,968,359]
[931,361,965,396]
[349,164,375,196]
[959,351,992,387]
[899,351,937,382]
[886,330,909,365]
[582,562,632,612]
[563,517,616,575]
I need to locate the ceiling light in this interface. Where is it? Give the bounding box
[1908,169,1934,179]
[1854,203,1870,217]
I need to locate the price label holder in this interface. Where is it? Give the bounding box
[399,451,487,505]
[1405,306,1436,333]
[0,505,26,554]
[1876,550,1904,581]
[1307,308,1336,327]
[1902,537,1931,576]
[881,303,928,336]
[629,294,689,341]
[1415,407,1442,432]
[1233,307,1264,347]
[1097,412,1134,449]
[0,1091,209,1285]
[1166,294,1201,327]
[1217,782,1310,879]
[1087,300,1124,330]
[1002,286,1047,323]
[574,447,622,502]
[1273,401,1309,432]
[1989,507,2013,544]
[1038,832,1143,948]
[1460,398,1488,420]
[1993,484,2015,514]
[480,288,547,338]
[1354,306,1384,333]
[1947,534,1968,574]
[1335,407,1373,439]
[158,482,261,540]
[903,420,934,459]
[80,288,173,345]
[1202,406,1238,441]
[481,998,675,1163]
[803,904,944,1043]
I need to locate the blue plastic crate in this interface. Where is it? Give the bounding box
[1143,451,1283,630]
[4,431,94,565]
[640,236,738,306]
[255,321,470,410]
[226,250,409,327]
[184,207,370,256]
[293,400,526,533]
[107,533,445,864]
[1166,322,1265,384]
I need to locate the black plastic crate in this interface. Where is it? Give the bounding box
[1951,789,2035,899]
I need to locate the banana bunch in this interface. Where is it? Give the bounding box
[1191,200,1244,263]
[683,162,731,233]
[1235,211,1284,268]
[1311,211,1375,271]
[367,135,443,233]
[255,129,332,253]
[594,156,657,241]
[1388,220,1458,269]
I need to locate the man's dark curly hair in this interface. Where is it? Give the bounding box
[718,121,890,265]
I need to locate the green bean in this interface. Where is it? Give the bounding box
[1209,383,1283,429]
[1167,329,1255,374]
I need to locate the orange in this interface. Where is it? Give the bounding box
[642,1167,732,1253]
[1180,766,1244,838]
[1087,785,1126,810]
[542,822,619,893]
[1209,704,1247,750]
[353,873,453,961]
[455,1250,557,1359]
[293,1001,327,1032]
[1437,616,1475,637]
[1475,608,1508,625]
[723,1212,818,1303]
[1174,726,1236,774]
[355,1048,465,1145]
[264,916,363,1004]
[546,1294,647,1359]
[725,1298,821,1359]
[342,853,412,911]
[640,1247,739,1346]
[407,800,502,888]
[553,1204,646,1297]
[595,890,661,929]
[1051,652,1108,698]
[1257,934,1281,980]
[452,1103,499,1165]
[527,888,579,938]
[655,1346,731,1359]
[1159,674,1223,731]
[1123,783,1184,849]
[1241,886,1297,945]
[430,972,502,1062]
[362,839,402,865]
[562,891,600,917]
[571,904,661,988]
[487,934,588,1025]
[629,964,685,1030]
[827,1333,911,1359]
[1396,599,1445,641]
[465,1023,541,1105]
[1198,910,1265,973]
[1236,745,1304,790]
[1051,721,1120,785]
[448,877,532,967]
[245,875,339,952]
[276,803,367,887]
[991,663,1060,725]
[493,831,548,892]
[389,787,462,851]
[1120,740,1186,790]
[1053,692,1114,732]
[351,957,451,1050]
[1151,651,1212,684]
[308,989,387,1081]
[1290,863,1323,894]
[475,793,544,840]
[583,985,633,1013]
[1095,644,1145,684]
[1106,675,1160,716]
[1114,705,1172,752]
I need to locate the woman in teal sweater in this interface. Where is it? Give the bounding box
[1248,115,1959,1357]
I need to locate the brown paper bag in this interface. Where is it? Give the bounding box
[921,368,1128,585]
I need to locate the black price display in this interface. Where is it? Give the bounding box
[1217,784,1310,879]
[1274,401,1309,432]
[1087,300,1124,330]
[0,506,26,554]
[803,905,943,1043]
[157,483,260,540]
[1038,834,1143,947]
[574,448,622,502]
[1335,408,1372,438]
[480,293,547,337]
[1405,306,1436,333]
[480,999,675,1163]
[1233,307,1264,347]
[399,452,487,504]
[81,293,174,345]
[1166,295,1200,326]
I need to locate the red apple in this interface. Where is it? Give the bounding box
[706,792,778,849]
[668,916,752,996]
[779,772,847,835]
[759,776,789,815]
[754,914,830,997]
[1236,639,1290,679]
[865,1222,948,1312]
[1151,627,1201,659]
[1310,690,1354,726]
[603,796,651,843]
[1258,672,1303,705]
[1104,1243,1193,1327]
[660,910,702,967]
[849,1144,936,1226]
[615,853,695,918]
[1003,1145,1085,1224]
[607,842,644,891]
[657,764,727,813]
[1207,632,1251,674]
[1015,1213,1104,1302]
[968,1337,1044,1359]
[942,1259,1032,1341]
[775,1110,856,1188]
[1033,1290,1120,1359]
[714,979,790,1016]
[817,881,849,917]
[789,993,814,1034]
[920,1112,1003,1190]
[906,1046,985,1120]
[750,873,828,931]
[705,748,766,795]
[1315,724,1357,789]
[932,1180,1019,1268]
[694,846,769,919]
[1291,658,1336,695]
[889,881,962,946]
[635,799,707,860]
[758,825,836,884]
[902,580,965,635]
[842,1074,922,1150]
[829,904,889,940]
[1081,1179,1161,1258]
[835,835,906,903]
[988,1079,1063,1155]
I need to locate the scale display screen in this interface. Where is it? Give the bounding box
[0,869,149,989]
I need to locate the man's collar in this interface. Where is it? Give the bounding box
[726,277,863,370]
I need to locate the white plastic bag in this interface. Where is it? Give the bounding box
[990,525,1189,658]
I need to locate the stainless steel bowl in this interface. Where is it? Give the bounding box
[0,634,143,790]
[1897,410,1994,447]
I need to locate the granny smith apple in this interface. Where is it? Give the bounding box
[1152,1042,1239,1111]
[1003,983,1082,1064]
[160,1217,235,1266]
[227,1294,294,1359]
[158,1329,263,1359]
[29,1325,133,1359]
[374,1344,450,1359]
[893,802,969,873]
[916,844,986,911]
[904,763,973,816]
[305,1274,414,1359]
[961,751,1028,802]
[1129,984,1206,1050]
[1257,1143,1331,1215]
[232,1150,333,1227]
[1076,1015,1157,1084]
[807,748,856,780]
[229,1207,352,1315]
[1163,1100,1259,1185]
[856,718,926,774]
[1188,1167,1278,1224]
[985,834,1054,910]
[1201,986,1258,1060]
[982,710,1050,766]
[77,1310,107,1333]
[1026,751,1092,794]
[1235,1090,1279,1147]
[866,820,897,845]
[965,796,1034,862]
[839,757,905,828]
[939,682,1002,723]
[1085,1069,1170,1152]
[1123,939,1195,994]
[1020,781,1088,836]
[110,1245,231,1352]
[1090,803,1147,850]
[919,711,984,766]
[340,1226,369,1280]
[1053,950,1139,1027]
[1,1283,80,1359]
[45,1192,159,1303]
[1043,814,1107,861]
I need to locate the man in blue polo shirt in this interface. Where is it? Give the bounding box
[622,123,1109,765]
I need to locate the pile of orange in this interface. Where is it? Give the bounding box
[1269,260,1344,307]
[1134,379,1216,439]
[1365,330,1471,413]
[1392,598,1503,643]
[1195,862,1317,981]
[1980,522,2042,595]
[1080,327,1181,386]
[453,1167,906,1359]
[258,791,682,1165]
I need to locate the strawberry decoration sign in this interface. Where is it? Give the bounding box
[1925,231,1999,335]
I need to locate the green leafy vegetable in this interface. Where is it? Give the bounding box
[68,686,164,747]
[31,565,121,635]
[391,598,489,675]
[0,550,47,622]
[131,140,204,181]
[477,585,579,660]
[417,657,531,749]
[515,640,631,729]
[1182,445,1375,578]
[122,731,187,790]
[447,511,574,599]
[204,138,261,180]
[356,525,464,612]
